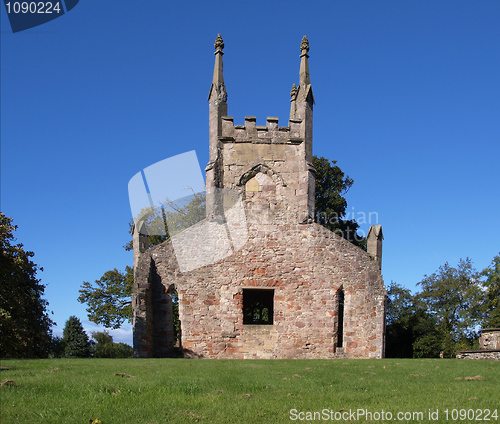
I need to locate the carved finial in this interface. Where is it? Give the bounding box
[289,83,298,119]
[214,34,224,53]
[300,35,309,53]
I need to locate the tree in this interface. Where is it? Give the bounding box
[0,213,54,358]
[385,282,441,358]
[479,253,500,328]
[78,267,133,329]
[386,254,500,358]
[49,335,65,358]
[80,158,363,329]
[113,342,134,358]
[385,282,416,358]
[416,258,482,357]
[91,330,133,358]
[313,156,366,248]
[123,189,207,252]
[411,320,445,359]
[62,316,91,357]
[91,331,115,358]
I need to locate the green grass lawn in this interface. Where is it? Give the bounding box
[0,358,498,423]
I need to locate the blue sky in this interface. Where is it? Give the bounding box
[1,1,499,346]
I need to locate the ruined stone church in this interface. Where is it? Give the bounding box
[132,35,386,359]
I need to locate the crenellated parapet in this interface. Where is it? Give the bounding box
[207,34,315,223]
[220,116,303,144]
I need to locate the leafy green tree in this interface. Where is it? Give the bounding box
[91,330,133,358]
[313,156,365,248]
[78,267,133,329]
[113,342,133,358]
[91,331,115,358]
[62,316,91,357]
[386,255,500,358]
[49,335,65,358]
[386,282,415,327]
[161,190,207,237]
[385,282,416,358]
[411,323,444,358]
[0,213,54,358]
[123,189,207,251]
[385,282,441,358]
[416,258,481,357]
[479,253,500,328]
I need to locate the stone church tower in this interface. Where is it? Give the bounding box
[132,35,386,359]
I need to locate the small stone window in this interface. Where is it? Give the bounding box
[243,289,274,325]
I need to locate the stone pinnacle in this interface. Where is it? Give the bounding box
[215,34,224,53]
[300,35,309,53]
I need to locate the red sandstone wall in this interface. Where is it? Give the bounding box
[133,223,385,359]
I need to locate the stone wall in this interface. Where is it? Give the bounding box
[133,221,386,359]
[456,350,500,360]
[479,329,500,350]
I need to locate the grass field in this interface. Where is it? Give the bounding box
[0,358,498,423]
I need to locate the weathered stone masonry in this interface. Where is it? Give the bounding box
[456,328,500,360]
[132,35,387,359]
